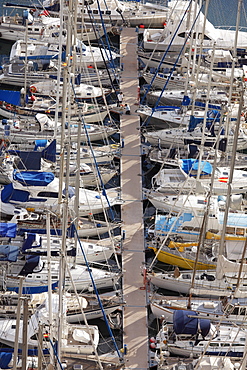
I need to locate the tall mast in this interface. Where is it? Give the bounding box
[216,0,243,280]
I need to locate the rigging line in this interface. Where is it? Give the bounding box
[140,0,194,105]
[85,4,120,91]
[73,225,123,361]
[80,117,118,221]
[47,338,65,370]
[141,2,205,128]
[86,1,116,70]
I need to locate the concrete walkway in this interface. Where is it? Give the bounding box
[120,27,149,370]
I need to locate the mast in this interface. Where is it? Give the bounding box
[57,0,73,362]
[216,0,243,280]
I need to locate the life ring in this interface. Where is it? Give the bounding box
[5,104,11,110]
[30,85,37,94]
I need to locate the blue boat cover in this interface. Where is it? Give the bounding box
[7,140,56,170]
[13,171,55,186]
[0,245,19,262]
[8,281,58,295]
[21,233,41,252]
[42,139,56,163]
[182,96,221,111]
[173,310,210,337]
[0,347,49,355]
[14,152,43,171]
[1,183,29,203]
[19,255,40,276]
[181,159,212,176]
[155,213,194,234]
[0,223,17,238]
[0,352,12,369]
[0,90,21,106]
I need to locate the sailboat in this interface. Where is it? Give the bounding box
[0,294,100,355]
[0,170,122,216]
[153,310,247,359]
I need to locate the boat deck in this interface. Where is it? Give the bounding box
[120,27,149,370]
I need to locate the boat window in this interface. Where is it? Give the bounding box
[52,240,60,244]
[11,325,16,329]
[38,191,59,198]
[209,229,219,234]
[197,199,207,204]
[232,307,240,315]
[239,308,246,315]
[182,226,193,230]
[240,338,246,342]
[221,343,230,347]
[226,227,235,235]
[52,276,58,279]
[236,228,245,235]
[106,10,111,15]
[193,227,201,232]
[93,10,98,14]
[182,274,191,279]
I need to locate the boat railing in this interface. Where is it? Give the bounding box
[214,25,247,32]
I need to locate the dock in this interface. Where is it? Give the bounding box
[120,27,149,370]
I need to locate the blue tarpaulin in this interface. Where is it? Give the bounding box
[0,245,19,262]
[181,158,212,176]
[0,223,17,238]
[0,90,21,106]
[13,171,55,186]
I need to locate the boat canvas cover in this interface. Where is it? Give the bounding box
[0,223,17,238]
[0,245,19,262]
[8,281,59,295]
[21,233,41,252]
[0,352,12,369]
[181,159,212,176]
[7,140,57,170]
[1,183,29,203]
[173,310,210,337]
[13,171,55,186]
[154,213,194,234]
[0,90,20,106]
[19,254,40,276]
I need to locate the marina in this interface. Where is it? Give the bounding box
[0,0,246,369]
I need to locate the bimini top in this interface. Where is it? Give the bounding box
[13,170,55,186]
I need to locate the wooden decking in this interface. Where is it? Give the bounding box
[120,27,149,370]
